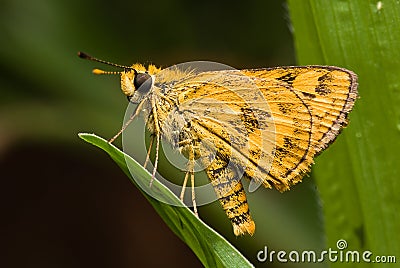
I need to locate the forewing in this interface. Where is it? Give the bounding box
[241,66,358,190]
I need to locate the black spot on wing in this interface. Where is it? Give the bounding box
[240,107,260,132]
[276,72,297,85]
[301,92,316,98]
[315,73,332,95]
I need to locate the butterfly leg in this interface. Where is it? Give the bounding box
[179,171,190,201]
[179,146,198,216]
[143,134,155,169]
[149,97,162,187]
[206,155,255,236]
[108,100,146,144]
[149,133,160,187]
[190,171,198,216]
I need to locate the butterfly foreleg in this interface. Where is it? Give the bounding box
[108,99,147,144]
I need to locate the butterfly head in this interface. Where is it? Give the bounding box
[120,68,154,102]
[78,51,157,103]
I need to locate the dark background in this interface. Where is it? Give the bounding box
[1,1,325,267]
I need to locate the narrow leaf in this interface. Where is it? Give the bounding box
[78,133,254,268]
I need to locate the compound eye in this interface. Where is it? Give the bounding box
[134,72,152,94]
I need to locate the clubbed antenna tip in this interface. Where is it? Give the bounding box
[77,51,92,59]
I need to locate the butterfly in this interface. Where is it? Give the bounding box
[78,52,358,236]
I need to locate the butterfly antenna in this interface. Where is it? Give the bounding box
[92,69,121,75]
[77,51,134,73]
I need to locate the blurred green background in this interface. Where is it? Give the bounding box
[1,1,328,267]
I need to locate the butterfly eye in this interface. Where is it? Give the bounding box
[134,72,152,94]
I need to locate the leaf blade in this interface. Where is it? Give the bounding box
[78,133,254,268]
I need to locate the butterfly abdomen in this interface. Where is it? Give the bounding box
[206,154,255,236]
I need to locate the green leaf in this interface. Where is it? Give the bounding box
[288,0,400,266]
[78,133,254,268]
